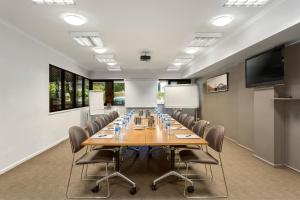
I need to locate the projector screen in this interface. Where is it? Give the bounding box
[164,85,199,108]
[125,79,157,108]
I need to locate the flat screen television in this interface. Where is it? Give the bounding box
[245,46,284,88]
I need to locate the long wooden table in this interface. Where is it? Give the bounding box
[82,115,207,171]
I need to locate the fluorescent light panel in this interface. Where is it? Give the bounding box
[189,33,222,47]
[32,0,75,5]
[95,54,116,63]
[107,66,121,71]
[71,32,103,47]
[224,0,269,7]
[174,56,194,65]
[167,66,181,72]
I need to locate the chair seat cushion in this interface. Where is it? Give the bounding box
[76,150,114,165]
[179,150,219,165]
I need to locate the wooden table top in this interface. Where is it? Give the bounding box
[82,115,207,147]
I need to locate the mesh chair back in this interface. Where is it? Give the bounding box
[85,121,100,137]
[185,116,195,130]
[69,126,88,153]
[174,111,181,120]
[179,113,188,123]
[109,112,115,121]
[103,114,111,124]
[192,120,209,138]
[205,125,225,153]
[113,111,119,119]
[95,117,106,129]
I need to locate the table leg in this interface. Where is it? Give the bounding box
[115,147,120,172]
[170,146,175,170]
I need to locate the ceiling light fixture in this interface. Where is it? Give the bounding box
[62,13,87,26]
[93,47,107,54]
[95,54,116,63]
[224,0,269,7]
[107,62,117,66]
[211,15,233,26]
[189,32,223,47]
[173,56,194,66]
[167,66,181,72]
[184,47,202,54]
[71,32,103,47]
[107,66,121,71]
[32,0,75,5]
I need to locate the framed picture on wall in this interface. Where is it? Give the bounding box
[206,73,229,93]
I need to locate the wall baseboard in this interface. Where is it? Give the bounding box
[285,164,300,173]
[224,136,254,152]
[0,136,68,175]
[253,154,283,167]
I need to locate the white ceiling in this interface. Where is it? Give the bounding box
[0,0,282,75]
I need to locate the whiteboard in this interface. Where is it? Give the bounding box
[89,91,104,115]
[164,85,199,108]
[125,79,157,108]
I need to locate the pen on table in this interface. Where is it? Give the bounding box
[97,134,107,138]
[185,134,191,138]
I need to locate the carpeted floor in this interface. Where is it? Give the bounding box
[1,139,300,200]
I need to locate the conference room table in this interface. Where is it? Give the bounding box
[82,115,207,171]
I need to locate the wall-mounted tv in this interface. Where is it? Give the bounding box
[245,46,284,88]
[206,73,228,93]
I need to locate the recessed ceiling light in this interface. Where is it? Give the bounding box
[32,0,75,5]
[107,66,121,71]
[184,47,202,54]
[224,0,269,7]
[107,62,117,66]
[71,32,103,47]
[62,13,87,26]
[167,66,181,72]
[95,54,116,63]
[173,56,194,66]
[93,47,107,54]
[190,32,223,47]
[211,15,233,27]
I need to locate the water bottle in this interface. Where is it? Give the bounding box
[114,124,120,139]
[166,121,171,135]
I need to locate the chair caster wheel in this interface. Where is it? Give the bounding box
[186,186,194,193]
[151,183,157,191]
[130,187,137,195]
[91,185,100,193]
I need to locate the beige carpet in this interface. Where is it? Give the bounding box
[1,139,300,200]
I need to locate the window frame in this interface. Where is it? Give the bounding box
[49,64,89,113]
[90,79,125,106]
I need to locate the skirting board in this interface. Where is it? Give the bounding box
[285,164,300,173]
[253,154,283,167]
[224,136,254,152]
[0,136,68,175]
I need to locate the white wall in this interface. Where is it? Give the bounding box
[0,19,89,174]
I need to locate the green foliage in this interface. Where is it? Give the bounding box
[114,83,125,93]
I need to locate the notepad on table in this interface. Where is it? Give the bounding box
[176,134,200,139]
[91,134,114,139]
[171,126,188,130]
[102,127,114,131]
[133,125,145,130]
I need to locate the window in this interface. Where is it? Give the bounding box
[49,65,89,112]
[64,71,75,109]
[49,66,62,112]
[157,80,168,104]
[84,78,89,106]
[113,81,125,105]
[76,75,83,107]
[90,80,125,106]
